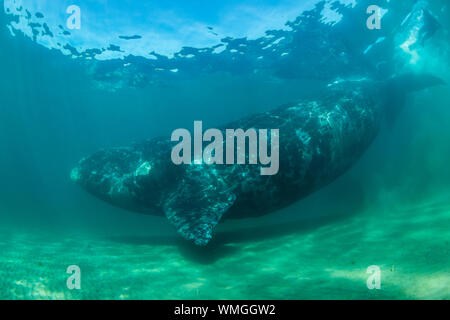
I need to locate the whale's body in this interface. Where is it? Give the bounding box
[71,76,443,245]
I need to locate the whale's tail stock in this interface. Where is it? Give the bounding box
[379,72,446,126]
[387,73,446,93]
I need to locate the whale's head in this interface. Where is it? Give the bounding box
[71,145,180,215]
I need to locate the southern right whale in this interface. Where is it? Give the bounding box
[71,73,445,246]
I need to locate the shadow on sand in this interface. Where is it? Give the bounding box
[108,177,368,264]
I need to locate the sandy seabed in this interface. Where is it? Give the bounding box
[0,192,448,300]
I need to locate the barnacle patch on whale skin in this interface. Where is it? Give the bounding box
[135,161,152,177]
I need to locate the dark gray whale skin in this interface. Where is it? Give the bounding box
[71,75,444,245]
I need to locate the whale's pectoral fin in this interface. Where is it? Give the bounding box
[163,173,236,246]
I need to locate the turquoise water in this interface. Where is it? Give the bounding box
[0,0,449,299]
